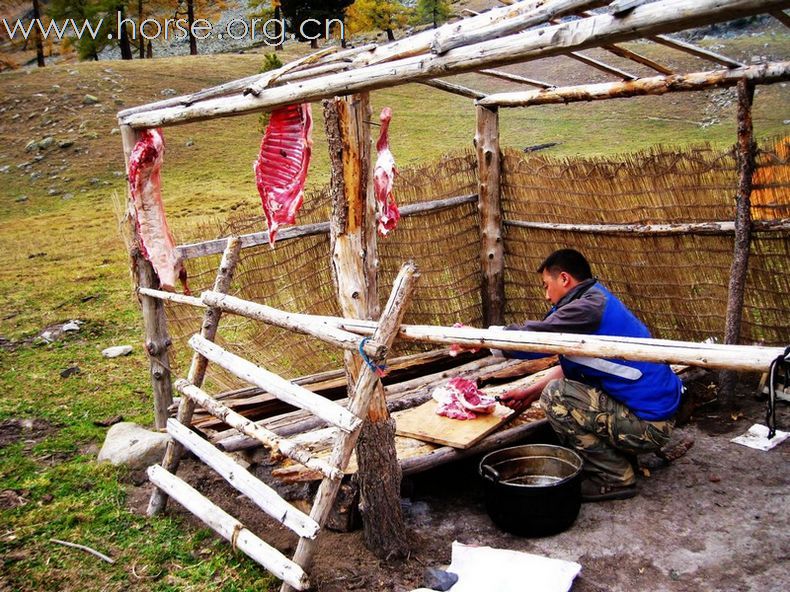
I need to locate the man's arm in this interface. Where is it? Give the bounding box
[498,365,564,410]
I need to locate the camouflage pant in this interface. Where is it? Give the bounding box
[540,378,674,486]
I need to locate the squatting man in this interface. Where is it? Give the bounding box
[466,249,682,502]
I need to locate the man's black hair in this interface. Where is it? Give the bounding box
[537,249,593,281]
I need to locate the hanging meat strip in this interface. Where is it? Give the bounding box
[374,107,400,236]
[128,128,188,293]
[254,103,313,245]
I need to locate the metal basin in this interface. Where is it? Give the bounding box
[479,444,583,537]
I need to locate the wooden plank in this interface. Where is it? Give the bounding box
[166,418,320,539]
[147,465,310,591]
[394,400,515,449]
[188,334,362,433]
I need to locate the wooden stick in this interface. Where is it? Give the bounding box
[420,79,487,99]
[138,288,205,307]
[147,464,310,591]
[479,68,554,89]
[119,0,786,128]
[506,217,790,234]
[600,43,673,75]
[188,334,362,433]
[200,291,385,358]
[479,62,790,106]
[176,380,343,481]
[148,237,242,516]
[175,193,476,262]
[476,105,505,326]
[282,262,419,592]
[165,418,321,538]
[648,34,745,68]
[720,79,757,404]
[49,538,114,564]
[770,9,790,26]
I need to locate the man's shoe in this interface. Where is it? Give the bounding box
[580,479,638,503]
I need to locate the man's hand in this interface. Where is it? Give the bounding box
[498,384,542,410]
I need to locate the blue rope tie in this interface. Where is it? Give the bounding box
[359,337,388,377]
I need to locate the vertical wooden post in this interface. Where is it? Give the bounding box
[120,124,174,429]
[476,105,505,326]
[322,94,408,559]
[720,79,756,405]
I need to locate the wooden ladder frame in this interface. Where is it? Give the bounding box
[145,240,418,591]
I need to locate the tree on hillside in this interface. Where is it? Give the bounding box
[415,0,449,29]
[280,0,353,49]
[31,0,46,66]
[346,0,410,42]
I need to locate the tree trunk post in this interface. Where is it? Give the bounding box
[719,79,756,405]
[118,5,133,60]
[119,124,173,428]
[31,0,45,67]
[138,0,144,59]
[475,105,505,327]
[187,0,198,55]
[322,94,408,559]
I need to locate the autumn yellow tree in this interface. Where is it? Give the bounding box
[346,0,410,41]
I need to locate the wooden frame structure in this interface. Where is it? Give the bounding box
[117,0,790,589]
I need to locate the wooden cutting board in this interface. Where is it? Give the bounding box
[393,400,516,449]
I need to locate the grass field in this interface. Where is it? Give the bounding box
[0,25,788,591]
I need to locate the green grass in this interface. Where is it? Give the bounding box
[0,26,788,591]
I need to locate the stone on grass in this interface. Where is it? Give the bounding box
[38,137,55,149]
[102,345,133,358]
[98,422,169,469]
[83,94,99,105]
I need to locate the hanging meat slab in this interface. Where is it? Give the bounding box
[374,107,400,236]
[128,128,187,293]
[254,103,313,245]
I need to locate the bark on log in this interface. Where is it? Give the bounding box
[147,237,241,515]
[120,124,173,430]
[719,79,757,405]
[476,105,505,326]
[119,0,786,128]
[479,62,790,107]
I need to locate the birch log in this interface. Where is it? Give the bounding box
[119,0,788,128]
[200,291,384,358]
[120,124,173,429]
[147,464,310,591]
[165,418,321,539]
[479,62,790,107]
[148,236,241,516]
[476,105,505,326]
[720,79,757,404]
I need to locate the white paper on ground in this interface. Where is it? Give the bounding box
[444,541,581,592]
[731,423,789,451]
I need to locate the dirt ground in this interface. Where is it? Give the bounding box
[130,387,790,592]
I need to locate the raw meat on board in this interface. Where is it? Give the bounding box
[373,107,400,236]
[449,322,481,357]
[433,377,497,420]
[127,128,188,293]
[254,103,313,245]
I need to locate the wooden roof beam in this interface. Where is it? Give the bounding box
[120,0,789,129]
[600,43,674,75]
[648,35,745,68]
[478,61,790,107]
[566,50,638,79]
[479,69,555,89]
[420,79,488,99]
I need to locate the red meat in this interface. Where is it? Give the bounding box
[254,103,313,245]
[433,377,497,420]
[127,128,188,293]
[373,107,400,236]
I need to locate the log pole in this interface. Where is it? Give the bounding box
[476,105,506,326]
[719,79,757,404]
[120,124,174,430]
[147,236,242,515]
